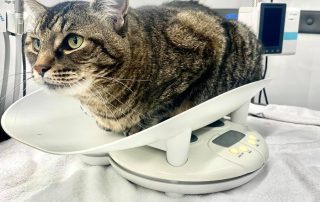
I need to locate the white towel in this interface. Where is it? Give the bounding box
[1,104,320,202]
[249,104,320,126]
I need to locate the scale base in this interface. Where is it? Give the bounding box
[106,120,268,196]
[110,157,263,196]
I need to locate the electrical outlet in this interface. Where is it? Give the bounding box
[299,11,320,34]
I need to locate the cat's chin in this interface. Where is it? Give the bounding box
[42,79,92,96]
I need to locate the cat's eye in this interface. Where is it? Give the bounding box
[66,34,84,50]
[32,38,41,51]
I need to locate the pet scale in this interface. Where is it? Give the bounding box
[2,79,270,197]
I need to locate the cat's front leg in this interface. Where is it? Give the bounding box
[122,115,166,136]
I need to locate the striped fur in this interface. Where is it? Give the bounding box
[25,0,262,135]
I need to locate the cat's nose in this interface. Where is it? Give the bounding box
[34,65,52,77]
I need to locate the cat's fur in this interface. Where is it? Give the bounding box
[25,0,262,135]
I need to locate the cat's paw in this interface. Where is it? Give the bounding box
[96,122,112,132]
[122,126,143,137]
[122,131,131,137]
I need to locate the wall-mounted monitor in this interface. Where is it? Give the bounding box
[258,3,287,54]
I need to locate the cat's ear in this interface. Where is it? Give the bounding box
[24,0,47,31]
[24,0,47,18]
[91,0,129,31]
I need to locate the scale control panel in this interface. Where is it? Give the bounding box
[193,120,268,172]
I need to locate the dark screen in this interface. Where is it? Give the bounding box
[212,131,245,147]
[262,7,283,46]
[259,4,286,53]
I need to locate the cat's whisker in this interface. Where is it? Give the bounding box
[91,83,132,130]
[97,85,148,130]
[73,81,122,131]
[93,75,134,93]
[117,79,150,82]
[83,84,115,119]
[96,74,150,82]
[90,87,121,129]
[92,75,152,121]
[0,76,34,107]
[0,72,33,84]
[92,82,147,131]
[108,89,148,118]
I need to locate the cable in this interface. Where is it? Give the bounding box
[0,32,11,115]
[13,35,22,101]
[258,56,269,105]
[262,58,269,105]
[263,88,269,104]
[22,34,27,96]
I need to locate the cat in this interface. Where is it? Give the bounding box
[25,0,262,135]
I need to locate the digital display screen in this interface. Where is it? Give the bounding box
[212,131,245,147]
[259,4,286,54]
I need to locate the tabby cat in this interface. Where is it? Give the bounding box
[25,0,262,135]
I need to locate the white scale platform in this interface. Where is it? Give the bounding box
[1,79,270,196]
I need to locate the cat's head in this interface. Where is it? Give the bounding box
[25,0,130,95]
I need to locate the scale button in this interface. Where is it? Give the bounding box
[248,139,257,145]
[229,148,240,154]
[239,146,248,152]
[248,134,257,140]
